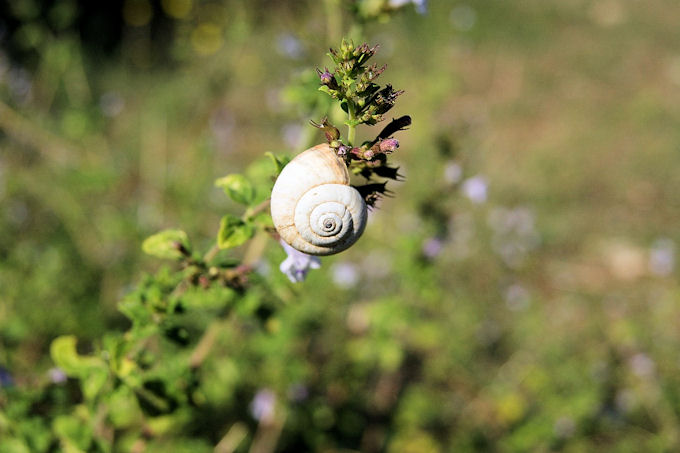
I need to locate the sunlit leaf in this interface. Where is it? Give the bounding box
[215,174,256,205]
[217,215,255,249]
[142,229,190,260]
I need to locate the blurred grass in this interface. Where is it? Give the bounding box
[3,0,680,450]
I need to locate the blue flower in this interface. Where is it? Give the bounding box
[413,0,427,14]
[0,365,13,388]
[279,240,321,283]
[389,0,427,15]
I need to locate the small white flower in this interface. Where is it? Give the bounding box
[250,388,276,422]
[276,33,303,59]
[462,175,488,203]
[279,240,321,283]
[331,262,359,289]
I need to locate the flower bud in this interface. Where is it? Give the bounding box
[310,117,340,142]
[379,138,399,153]
[316,67,339,90]
[350,147,363,158]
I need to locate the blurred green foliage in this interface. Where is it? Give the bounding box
[3,0,680,451]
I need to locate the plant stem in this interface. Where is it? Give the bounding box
[347,101,357,146]
[203,243,221,263]
[244,198,271,221]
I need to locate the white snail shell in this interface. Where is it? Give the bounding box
[271,143,368,256]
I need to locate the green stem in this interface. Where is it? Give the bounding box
[347,101,357,146]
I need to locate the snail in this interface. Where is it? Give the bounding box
[270,143,368,256]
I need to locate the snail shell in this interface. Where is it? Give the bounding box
[271,143,368,256]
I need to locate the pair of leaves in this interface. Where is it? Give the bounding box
[214,174,257,249]
[140,214,254,259]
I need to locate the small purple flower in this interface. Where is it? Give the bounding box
[48,367,68,385]
[649,238,675,276]
[462,175,488,203]
[422,237,444,259]
[276,33,303,59]
[279,240,321,283]
[337,145,350,156]
[317,67,337,89]
[331,262,359,289]
[250,388,276,422]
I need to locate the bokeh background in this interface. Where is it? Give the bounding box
[2,0,680,451]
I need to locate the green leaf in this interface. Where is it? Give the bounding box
[217,215,255,249]
[50,337,110,400]
[108,386,142,428]
[81,368,108,400]
[52,414,92,452]
[215,174,256,205]
[142,229,190,260]
[50,336,106,379]
[0,438,31,453]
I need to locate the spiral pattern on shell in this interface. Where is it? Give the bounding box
[270,144,367,256]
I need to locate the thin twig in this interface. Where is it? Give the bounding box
[214,422,248,453]
[249,407,286,453]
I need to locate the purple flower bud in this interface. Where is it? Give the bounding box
[379,138,399,153]
[337,145,350,156]
[316,67,338,90]
[363,149,375,159]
